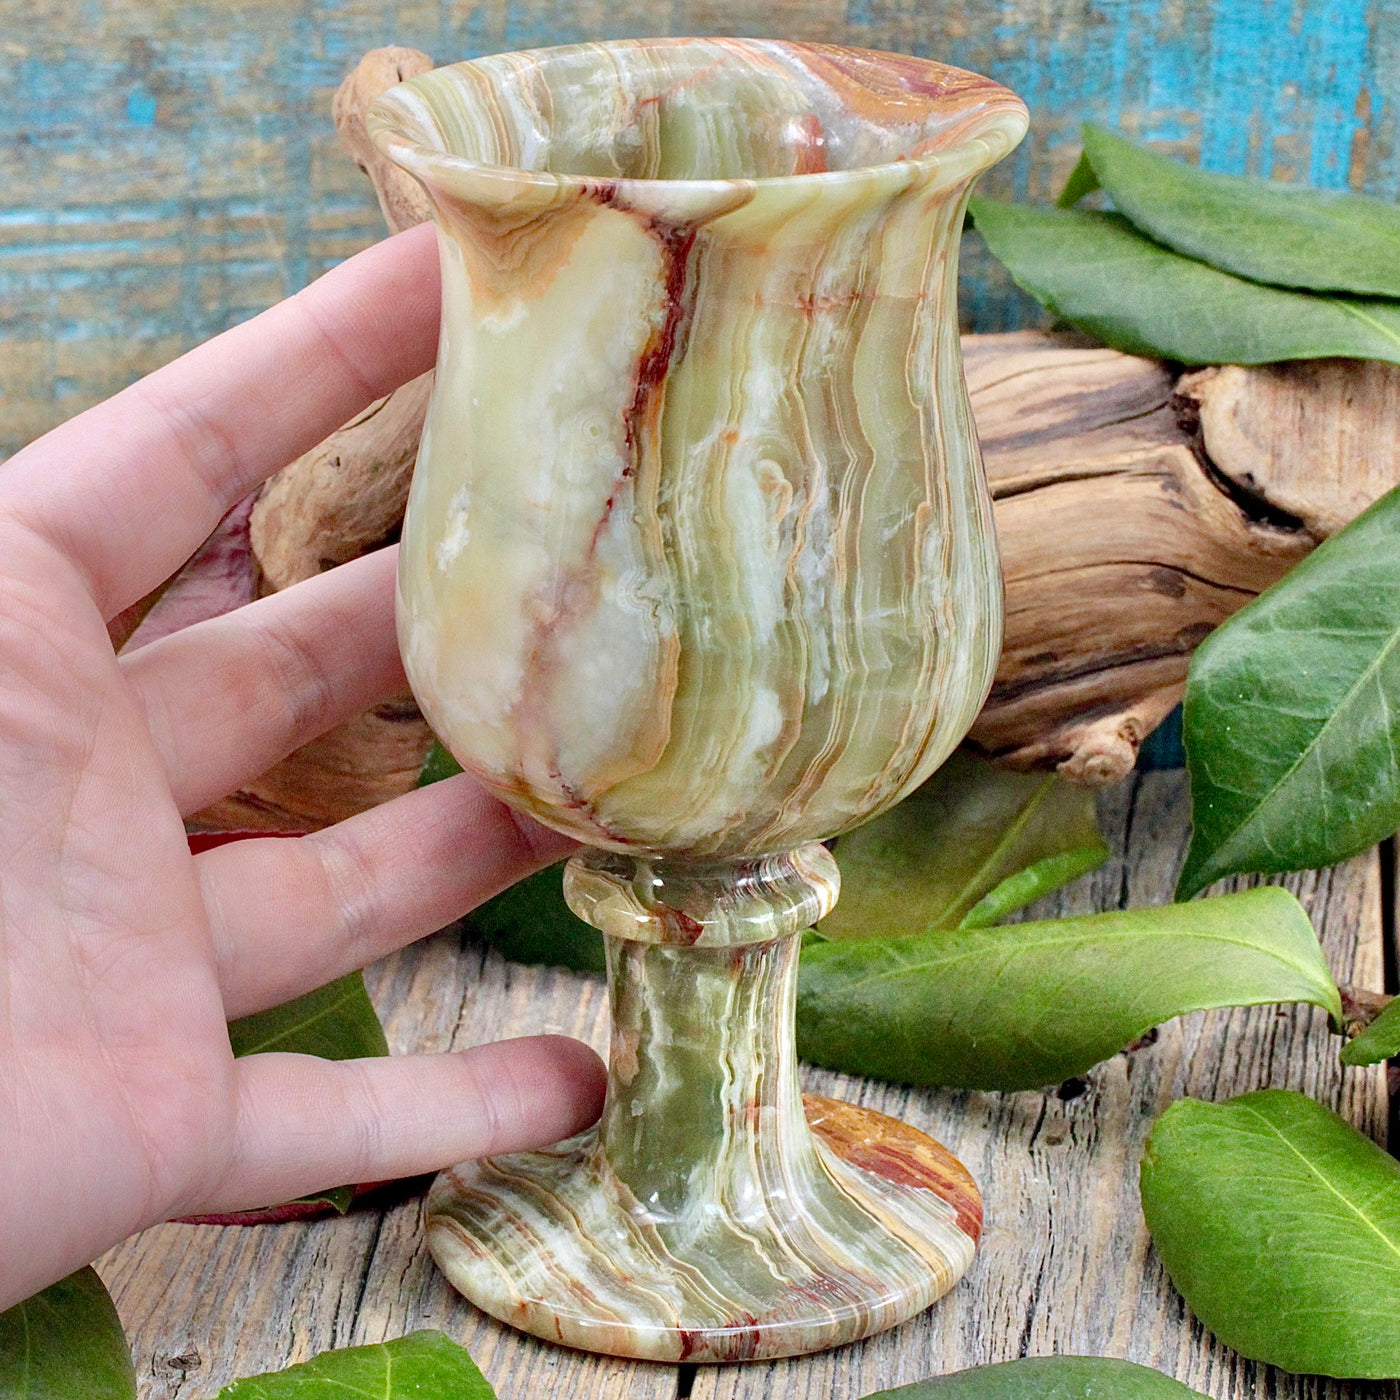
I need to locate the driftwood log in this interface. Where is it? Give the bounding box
[190,50,441,832]
[250,46,436,593]
[185,47,1400,831]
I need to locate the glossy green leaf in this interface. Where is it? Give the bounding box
[1055,150,1101,209]
[862,1356,1205,1400]
[216,1330,495,1398]
[461,861,605,974]
[1081,123,1400,299]
[417,737,464,787]
[293,1185,355,1215]
[1178,485,1400,899]
[818,750,1108,941]
[1141,1089,1400,1377]
[0,1268,135,1400]
[968,199,1400,366]
[796,885,1338,1089]
[228,971,389,1061]
[1340,995,1400,1065]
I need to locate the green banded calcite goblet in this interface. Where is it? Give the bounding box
[370,38,1026,1363]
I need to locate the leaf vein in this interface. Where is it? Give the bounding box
[1205,621,1400,876]
[1237,1102,1400,1264]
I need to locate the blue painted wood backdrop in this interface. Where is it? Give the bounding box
[2,0,1395,457]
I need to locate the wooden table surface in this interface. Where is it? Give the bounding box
[98,770,1398,1399]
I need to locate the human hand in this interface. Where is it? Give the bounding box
[0,222,606,1311]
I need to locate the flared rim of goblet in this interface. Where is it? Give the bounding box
[367,37,1027,213]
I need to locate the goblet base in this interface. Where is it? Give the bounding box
[426,1094,981,1363]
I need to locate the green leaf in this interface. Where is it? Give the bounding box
[417,737,464,787]
[818,750,1108,941]
[1081,123,1400,299]
[461,862,606,975]
[228,971,389,1060]
[0,1267,135,1400]
[958,848,1110,929]
[1341,995,1400,1066]
[216,1330,495,1398]
[861,1356,1206,1400]
[1178,484,1400,899]
[1055,150,1100,208]
[796,885,1339,1089]
[1141,1089,1400,1377]
[968,199,1400,366]
[294,1185,355,1215]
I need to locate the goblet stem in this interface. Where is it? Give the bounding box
[600,930,814,1221]
[426,845,982,1362]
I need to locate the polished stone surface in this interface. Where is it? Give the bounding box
[430,1092,981,1364]
[373,38,1025,860]
[428,916,982,1363]
[373,37,1023,1361]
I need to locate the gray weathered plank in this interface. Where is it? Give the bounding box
[697,771,1392,1400]
[102,769,1390,1398]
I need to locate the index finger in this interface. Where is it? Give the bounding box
[0,222,439,620]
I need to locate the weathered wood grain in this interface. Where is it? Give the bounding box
[247,47,434,595]
[6,0,1400,458]
[210,321,1368,836]
[1177,360,1400,543]
[695,773,1391,1400]
[100,770,1391,1399]
[962,333,1313,782]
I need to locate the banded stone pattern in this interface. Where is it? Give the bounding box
[428,928,980,1363]
[563,843,842,948]
[372,38,1027,860]
[380,39,1022,1364]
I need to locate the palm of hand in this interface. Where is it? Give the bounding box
[1,534,232,1273]
[0,224,604,1311]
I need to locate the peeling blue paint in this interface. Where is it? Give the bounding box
[126,86,157,126]
[4,0,1400,455]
